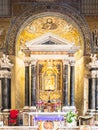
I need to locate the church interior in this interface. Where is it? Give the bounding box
[0,0,98,130]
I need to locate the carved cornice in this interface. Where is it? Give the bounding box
[25,33,80,53]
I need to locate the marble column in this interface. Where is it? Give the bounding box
[0,80,2,111]
[88,69,98,110]
[69,61,75,106]
[88,75,96,110]
[0,54,13,111]
[1,77,11,111]
[95,71,98,110]
[87,54,98,112]
[24,57,31,107]
[63,60,69,106]
[31,60,37,106]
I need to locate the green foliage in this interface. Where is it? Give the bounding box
[65,110,77,123]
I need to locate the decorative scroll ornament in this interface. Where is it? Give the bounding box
[0,54,13,69]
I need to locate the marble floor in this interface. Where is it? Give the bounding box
[0,126,97,130]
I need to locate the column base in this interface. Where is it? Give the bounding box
[87,109,96,115]
[2,109,10,112]
[23,106,30,109]
[62,106,76,112]
[29,106,36,112]
[23,106,30,112]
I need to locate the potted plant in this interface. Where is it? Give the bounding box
[65,110,77,127]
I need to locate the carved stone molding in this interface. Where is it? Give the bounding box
[5,2,91,55]
[0,70,11,78]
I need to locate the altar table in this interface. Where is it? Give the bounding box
[34,115,64,121]
[23,112,66,126]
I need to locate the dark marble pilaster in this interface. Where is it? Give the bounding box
[0,54,13,111]
[24,57,31,108]
[70,64,75,106]
[95,78,98,110]
[89,78,96,109]
[56,63,61,90]
[25,66,30,106]
[87,54,98,113]
[31,61,36,106]
[88,68,98,111]
[1,78,11,110]
[63,64,68,106]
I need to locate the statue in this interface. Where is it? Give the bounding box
[0,54,13,68]
[1,54,10,63]
[90,53,97,64]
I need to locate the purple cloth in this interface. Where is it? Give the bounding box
[34,116,64,121]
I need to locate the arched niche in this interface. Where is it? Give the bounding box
[5,2,91,56]
[5,2,91,114]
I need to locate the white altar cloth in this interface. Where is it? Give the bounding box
[23,112,66,126]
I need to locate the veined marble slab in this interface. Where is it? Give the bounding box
[0,126,38,130]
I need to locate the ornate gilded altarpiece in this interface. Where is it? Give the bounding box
[37,60,62,102]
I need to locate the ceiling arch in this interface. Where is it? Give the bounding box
[5,2,91,55]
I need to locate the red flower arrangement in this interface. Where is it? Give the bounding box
[9,110,19,125]
[10,110,19,118]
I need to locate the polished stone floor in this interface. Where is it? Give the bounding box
[0,126,97,130]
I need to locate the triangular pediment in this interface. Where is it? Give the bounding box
[26,33,73,46]
[25,33,79,53]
